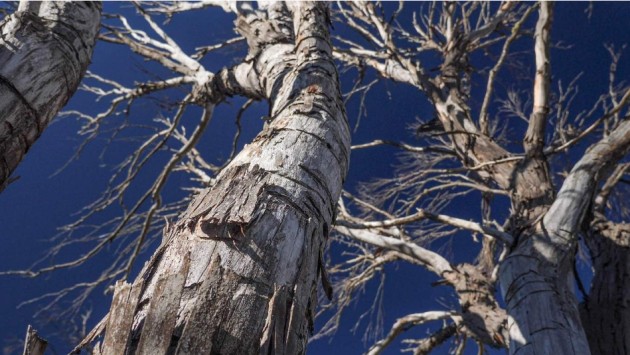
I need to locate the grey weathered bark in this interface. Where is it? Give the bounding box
[0,1,101,191]
[79,2,350,354]
[9,2,628,354]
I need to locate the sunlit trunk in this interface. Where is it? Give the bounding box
[87,3,350,354]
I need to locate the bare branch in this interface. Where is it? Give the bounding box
[544,119,630,242]
[411,324,458,355]
[479,5,537,134]
[547,89,630,154]
[144,0,249,16]
[367,311,460,355]
[337,208,514,245]
[524,2,553,155]
[334,226,453,276]
[351,139,455,156]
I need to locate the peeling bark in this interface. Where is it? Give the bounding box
[84,3,349,354]
[22,325,47,355]
[0,1,101,191]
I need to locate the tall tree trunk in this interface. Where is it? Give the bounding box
[81,3,350,354]
[0,1,101,191]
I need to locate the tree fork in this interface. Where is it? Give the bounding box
[500,120,630,354]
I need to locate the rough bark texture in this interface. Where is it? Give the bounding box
[86,3,349,354]
[581,218,630,354]
[0,1,101,191]
[428,4,600,353]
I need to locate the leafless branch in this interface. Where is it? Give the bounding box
[368,311,460,355]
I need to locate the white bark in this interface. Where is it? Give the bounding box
[0,1,101,190]
[12,3,626,353]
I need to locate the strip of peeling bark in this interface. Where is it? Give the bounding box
[81,3,350,354]
[22,325,47,355]
[500,119,630,354]
[0,1,101,191]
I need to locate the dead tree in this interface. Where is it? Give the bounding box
[0,1,100,191]
[3,2,630,354]
[72,2,350,354]
[321,2,630,354]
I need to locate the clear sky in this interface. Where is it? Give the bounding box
[1,2,629,354]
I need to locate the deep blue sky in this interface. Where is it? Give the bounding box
[1,2,629,354]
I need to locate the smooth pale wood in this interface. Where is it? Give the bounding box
[0,1,100,190]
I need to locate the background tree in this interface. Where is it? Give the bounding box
[1,2,629,355]
[0,0,100,191]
